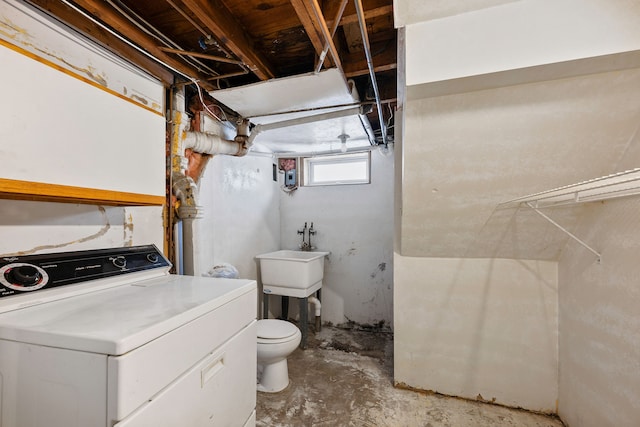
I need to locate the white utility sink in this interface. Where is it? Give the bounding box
[255,250,330,298]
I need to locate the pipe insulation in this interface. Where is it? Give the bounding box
[183,131,246,156]
[182,118,251,156]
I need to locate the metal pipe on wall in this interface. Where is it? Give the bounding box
[353,0,387,145]
[315,0,349,73]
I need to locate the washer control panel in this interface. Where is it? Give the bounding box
[0,245,171,299]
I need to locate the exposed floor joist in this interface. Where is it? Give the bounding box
[180,0,276,81]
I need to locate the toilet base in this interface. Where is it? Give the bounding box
[257,359,289,393]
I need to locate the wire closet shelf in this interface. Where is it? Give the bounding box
[499,168,640,263]
[501,168,640,209]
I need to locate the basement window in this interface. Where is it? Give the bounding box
[302,152,370,186]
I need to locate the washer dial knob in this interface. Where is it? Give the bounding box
[112,256,127,269]
[8,265,41,286]
[0,263,49,291]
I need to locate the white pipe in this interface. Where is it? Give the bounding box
[172,171,203,276]
[171,172,199,206]
[248,106,362,145]
[179,215,198,276]
[308,296,321,317]
[183,131,247,156]
[308,296,322,332]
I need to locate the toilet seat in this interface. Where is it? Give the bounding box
[257,319,299,344]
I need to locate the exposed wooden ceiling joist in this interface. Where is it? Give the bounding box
[343,43,397,78]
[338,4,393,26]
[180,0,276,81]
[325,0,396,80]
[290,0,342,73]
[24,0,396,143]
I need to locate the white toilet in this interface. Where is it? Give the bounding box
[256,319,302,393]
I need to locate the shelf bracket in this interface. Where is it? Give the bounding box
[525,202,601,263]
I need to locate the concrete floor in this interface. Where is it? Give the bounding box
[256,326,564,427]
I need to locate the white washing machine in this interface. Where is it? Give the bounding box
[0,245,257,427]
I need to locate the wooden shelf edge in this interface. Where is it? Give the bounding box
[0,178,165,206]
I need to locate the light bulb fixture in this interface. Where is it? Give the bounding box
[338,133,350,153]
[378,143,392,156]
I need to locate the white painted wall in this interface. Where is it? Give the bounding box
[194,153,281,282]
[400,0,640,87]
[558,138,640,425]
[400,67,640,259]
[0,1,165,256]
[394,0,640,418]
[0,201,163,256]
[279,148,394,328]
[0,0,165,196]
[394,256,559,412]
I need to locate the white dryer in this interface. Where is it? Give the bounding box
[0,245,257,427]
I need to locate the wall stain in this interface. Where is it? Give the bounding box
[1,17,109,87]
[124,213,134,247]
[3,14,162,116]
[0,206,111,256]
[378,262,386,271]
[131,94,149,105]
[0,16,29,38]
[476,394,497,404]
[4,15,141,89]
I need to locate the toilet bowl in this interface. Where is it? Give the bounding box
[256,319,301,393]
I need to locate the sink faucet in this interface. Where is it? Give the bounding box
[297,222,317,251]
[298,222,309,251]
[308,222,316,251]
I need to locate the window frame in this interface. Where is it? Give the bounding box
[302,151,371,187]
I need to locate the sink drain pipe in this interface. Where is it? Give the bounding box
[308,296,322,332]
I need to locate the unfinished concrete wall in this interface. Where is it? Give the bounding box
[394,256,559,412]
[279,149,394,328]
[194,153,281,281]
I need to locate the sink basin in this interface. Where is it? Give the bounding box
[255,250,330,297]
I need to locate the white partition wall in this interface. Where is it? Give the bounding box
[0,0,166,255]
[0,0,165,197]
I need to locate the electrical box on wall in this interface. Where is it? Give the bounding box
[279,158,297,189]
[285,169,297,187]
